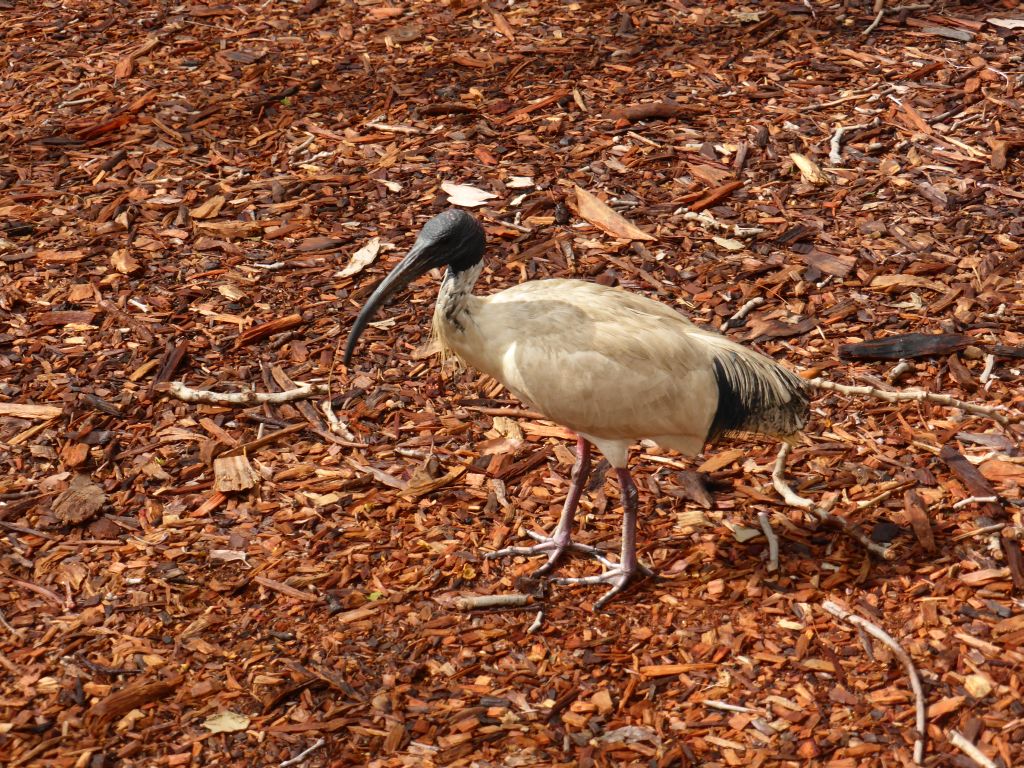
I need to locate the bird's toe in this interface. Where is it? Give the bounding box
[553,562,654,608]
[485,533,607,575]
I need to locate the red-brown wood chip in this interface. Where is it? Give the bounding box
[1,2,1022,766]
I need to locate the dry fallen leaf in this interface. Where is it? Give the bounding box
[202,711,250,734]
[338,236,382,278]
[573,185,656,242]
[110,250,141,275]
[987,17,1024,30]
[790,153,829,184]
[712,236,745,252]
[440,181,497,208]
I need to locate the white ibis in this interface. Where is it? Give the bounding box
[344,209,809,607]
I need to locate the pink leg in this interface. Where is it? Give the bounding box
[554,467,654,608]
[485,437,605,575]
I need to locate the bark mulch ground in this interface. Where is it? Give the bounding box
[2,1,1024,766]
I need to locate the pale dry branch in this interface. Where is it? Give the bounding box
[809,377,1015,427]
[952,496,999,510]
[980,354,996,388]
[773,443,895,559]
[279,738,326,768]
[320,400,356,441]
[704,700,762,715]
[720,296,765,332]
[951,523,1005,542]
[829,118,880,164]
[887,359,913,384]
[456,593,531,611]
[527,610,545,633]
[947,730,997,768]
[863,7,885,36]
[822,599,926,765]
[757,511,779,572]
[168,381,328,406]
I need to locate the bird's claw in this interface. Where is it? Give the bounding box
[553,562,655,608]
[485,533,607,576]
[524,530,606,558]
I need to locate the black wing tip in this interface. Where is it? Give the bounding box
[707,356,809,443]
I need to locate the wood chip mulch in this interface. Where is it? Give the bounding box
[2,1,1024,766]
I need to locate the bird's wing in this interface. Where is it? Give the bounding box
[468,280,723,453]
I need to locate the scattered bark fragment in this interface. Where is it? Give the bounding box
[606,99,696,123]
[839,333,972,361]
[2,2,1023,767]
[902,489,935,553]
[0,403,62,420]
[235,314,304,348]
[213,455,260,492]
[51,474,106,526]
[88,674,184,726]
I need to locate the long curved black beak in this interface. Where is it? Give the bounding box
[343,242,431,366]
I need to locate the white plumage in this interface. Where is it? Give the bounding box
[345,209,809,607]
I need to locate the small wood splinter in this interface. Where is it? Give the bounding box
[278,737,326,768]
[948,730,998,768]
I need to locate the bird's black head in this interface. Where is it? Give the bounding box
[343,209,486,366]
[415,208,487,274]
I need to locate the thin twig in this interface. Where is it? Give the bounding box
[822,599,926,765]
[951,523,1005,542]
[809,377,1016,427]
[279,737,326,768]
[862,7,885,35]
[980,354,996,388]
[720,296,765,332]
[773,443,895,559]
[947,730,997,768]
[168,381,328,406]
[952,496,999,510]
[855,481,915,511]
[320,400,356,441]
[829,117,880,164]
[704,700,762,715]
[527,610,545,633]
[757,511,779,572]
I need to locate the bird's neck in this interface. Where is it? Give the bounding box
[433,261,482,363]
[436,261,482,331]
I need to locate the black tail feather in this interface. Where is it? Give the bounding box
[707,354,809,442]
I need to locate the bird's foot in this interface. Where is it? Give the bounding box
[485,530,606,577]
[553,561,655,609]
